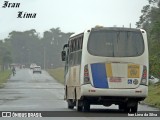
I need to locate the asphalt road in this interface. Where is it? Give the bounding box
[0,68,159,120]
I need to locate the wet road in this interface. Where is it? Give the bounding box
[0,68,66,111]
[0,68,159,120]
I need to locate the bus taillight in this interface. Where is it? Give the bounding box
[84,65,90,84]
[140,65,147,85]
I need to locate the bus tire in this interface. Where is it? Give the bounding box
[83,101,90,112]
[65,86,67,100]
[123,103,130,113]
[76,100,83,112]
[118,104,124,111]
[124,107,130,113]
[131,103,138,113]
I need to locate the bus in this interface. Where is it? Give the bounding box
[61,26,148,113]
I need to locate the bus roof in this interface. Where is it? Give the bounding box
[92,27,143,32]
[69,27,145,39]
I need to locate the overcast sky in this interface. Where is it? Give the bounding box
[0,0,148,39]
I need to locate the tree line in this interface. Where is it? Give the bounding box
[0,28,72,70]
[136,0,160,78]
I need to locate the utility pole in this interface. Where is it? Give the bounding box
[44,47,45,70]
[27,49,30,66]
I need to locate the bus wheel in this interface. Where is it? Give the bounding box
[83,101,90,112]
[67,100,74,109]
[118,104,124,111]
[124,107,130,113]
[76,100,83,112]
[123,104,130,113]
[131,103,138,113]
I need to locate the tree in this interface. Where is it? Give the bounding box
[137,0,160,78]
[4,28,73,69]
[0,40,12,70]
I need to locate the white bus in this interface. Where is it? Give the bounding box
[61,26,148,113]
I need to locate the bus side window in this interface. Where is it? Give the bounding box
[69,53,73,66]
[78,37,81,50]
[77,38,79,50]
[74,39,76,51]
[69,40,73,66]
[65,49,69,75]
[69,41,71,53]
[76,38,79,50]
[72,40,74,52]
[74,39,77,65]
[71,40,74,52]
[69,41,71,52]
[80,36,83,49]
[74,39,77,51]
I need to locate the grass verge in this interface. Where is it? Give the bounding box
[0,70,11,88]
[47,68,64,84]
[144,83,160,109]
[47,67,160,109]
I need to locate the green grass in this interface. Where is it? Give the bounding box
[144,83,160,108]
[0,70,11,88]
[47,68,64,84]
[47,67,160,109]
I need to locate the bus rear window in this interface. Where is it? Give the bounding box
[87,30,144,57]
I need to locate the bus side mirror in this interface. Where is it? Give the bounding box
[61,51,66,61]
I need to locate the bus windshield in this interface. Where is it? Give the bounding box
[87,29,144,57]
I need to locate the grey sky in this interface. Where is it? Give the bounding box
[0,0,148,39]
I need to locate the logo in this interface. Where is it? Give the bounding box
[128,79,132,84]
[1,112,42,117]
[2,112,11,117]
[130,69,137,76]
[128,64,140,78]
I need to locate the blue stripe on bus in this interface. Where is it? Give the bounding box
[91,63,109,88]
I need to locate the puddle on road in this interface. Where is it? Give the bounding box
[29,79,56,83]
[0,92,22,94]
[7,80,22,82]
[0,96,24,104]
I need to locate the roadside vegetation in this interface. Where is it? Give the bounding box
[0,70,11,88]
[136,0,160,79]
[136,0,160,109]
[144,83,160,109]
[47,68,64,84]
